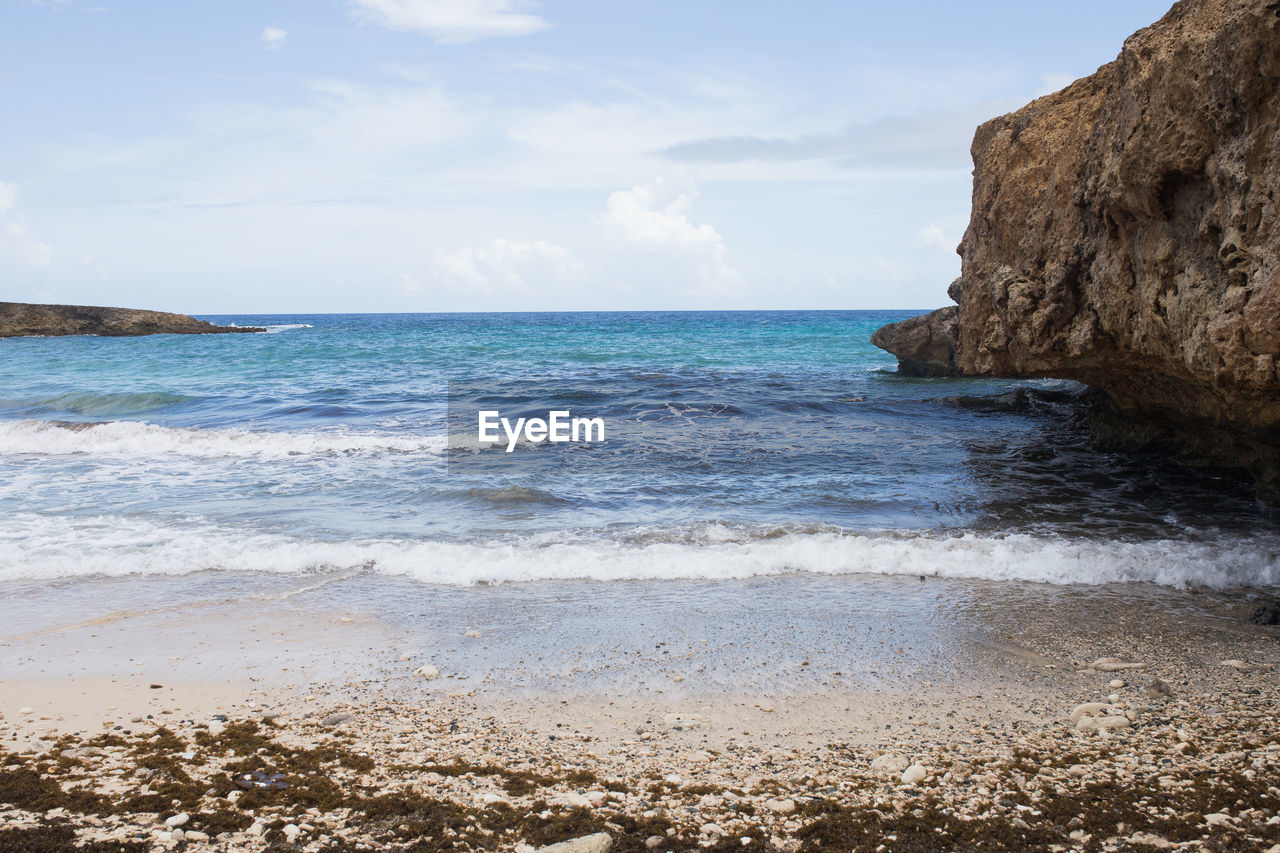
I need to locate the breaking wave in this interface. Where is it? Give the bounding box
[0,515,1276,589]
[0,419,446,459]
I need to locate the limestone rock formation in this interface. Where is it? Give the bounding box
[874,0,1280,502]
[0,302,262,337]
[869,306,959,377]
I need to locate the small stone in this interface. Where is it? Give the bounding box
[585,790,608,807]
[1109,679,1125,689]
[1108,692,1120,703]
[170,829,184,842]
[1090,657,1148,672]
[1145,678,1173,699]
[664,773,681,784]
[1204,813,1234,827]
[1127,833,1173,849]
[1076,715,1130,732]
[901,764,928,785]
[283,823,302,841]
[184,831,209,842]
[321,712,356,726]
[700,823,724,837]
[1221,659,1273,672]
[644,837,664,850]
[414,664,441,680]
[1069,703,1119,725]
[870,753,910,774]
[1068,764,1089,777]
[536,832,612,853]
[164,813,189,828]
[764,798,796,814]
[464,629,482,638]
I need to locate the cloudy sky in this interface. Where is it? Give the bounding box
[1,0,1172,313]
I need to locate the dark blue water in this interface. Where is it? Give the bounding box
[0,311,1276,587]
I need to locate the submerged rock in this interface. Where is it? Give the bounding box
[1251,603,1280,625]
[871,0,1280,504]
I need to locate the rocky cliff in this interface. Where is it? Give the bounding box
[0,302,262,337]
[873,0,1280,503]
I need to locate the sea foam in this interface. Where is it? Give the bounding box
[0,419,445,459]
[0,514,1275,589]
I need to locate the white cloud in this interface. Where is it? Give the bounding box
[602,174,741,298]
[0,182,53,269]
[350,0,550,44]
[1036,72,1077,97]
[661,104,1009,170]
[260,27,289,50]
[429,238,582,296]
[915,223,953,251]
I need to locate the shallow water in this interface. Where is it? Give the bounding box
[0,310,1276,588]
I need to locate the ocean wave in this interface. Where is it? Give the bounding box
[259,323,313,333]
[15,391,196,416]
[0,515,1276,589]
[0,419,446,459]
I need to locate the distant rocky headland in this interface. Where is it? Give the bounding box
[873,0,1280,504]
[0,302,262,337]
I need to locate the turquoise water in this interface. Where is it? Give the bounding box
[0,310,1276,587]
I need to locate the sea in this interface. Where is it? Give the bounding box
[1,310,1278,590]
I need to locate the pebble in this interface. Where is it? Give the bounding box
[164,813,189,828]
[1145,678,1173,699]
[414,664,441,680]
[870,753,909,774]
[283,823,302,841]
[1069,703,1119,725]
[322,712,356,726]
[1076,715,1131,732]
[1109,679,1125,689]
[536,832,612,853]
[1090,657,1148,672]
[901,764,928,785]
[764,798,796,814]
[1221,659,1273,672]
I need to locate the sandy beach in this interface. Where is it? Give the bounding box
[3,573,1279,851]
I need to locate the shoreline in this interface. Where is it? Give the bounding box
[2,572,1278,850]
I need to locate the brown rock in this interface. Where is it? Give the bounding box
[870,306,959,377]
[873,0,1280,502]
[0,302,262,337]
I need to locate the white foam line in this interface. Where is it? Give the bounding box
[0,420,446,460]
[0,514,1276,589]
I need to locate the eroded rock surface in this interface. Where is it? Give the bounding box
[874,0,1280,502]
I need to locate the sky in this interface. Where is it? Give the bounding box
[0,0,1175,314]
